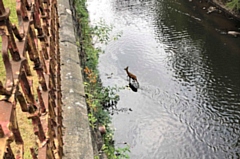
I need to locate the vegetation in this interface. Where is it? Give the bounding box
[226,0,240,11]
[74,0,130,158]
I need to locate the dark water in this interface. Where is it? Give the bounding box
[87,0,240,158]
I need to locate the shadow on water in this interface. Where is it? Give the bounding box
[128,80,139,92]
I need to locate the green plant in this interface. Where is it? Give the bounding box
[226,0,240,11]
[91,19,122,53]
[115,145,131,159]
[91,19,113,45]
[94,156,100,159]
[83,66,120,118]
[74,0,129,158]
[102,142,130,159]
[84,66,130,158]
[88,113,97,128]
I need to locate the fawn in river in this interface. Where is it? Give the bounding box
[124,66,138,83]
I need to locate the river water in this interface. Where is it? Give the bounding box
[87,0,240,158]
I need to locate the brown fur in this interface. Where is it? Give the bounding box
[124,66,137,81]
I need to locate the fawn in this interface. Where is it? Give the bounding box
[124,66,138,82]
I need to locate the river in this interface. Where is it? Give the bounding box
[87,0,240,158]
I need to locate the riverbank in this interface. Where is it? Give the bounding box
[210,0,240,20]
[58,0,130,158]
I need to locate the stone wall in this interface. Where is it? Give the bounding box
[58,0,95,158]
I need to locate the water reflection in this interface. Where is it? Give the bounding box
[128,82,139,92]
[87,0,240,158]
